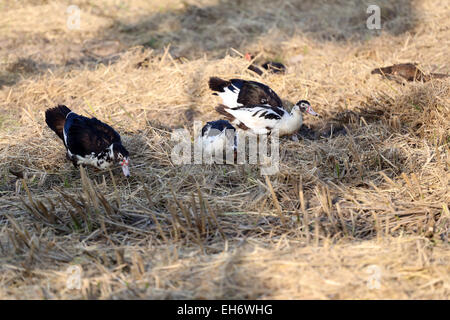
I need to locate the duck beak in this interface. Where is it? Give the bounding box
[121,158,130,177]
[306,105,319,116]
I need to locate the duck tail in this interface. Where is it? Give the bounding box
[209,77,230,92]
[45,105,72,141]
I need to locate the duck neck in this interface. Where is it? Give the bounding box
[278,111,302,136]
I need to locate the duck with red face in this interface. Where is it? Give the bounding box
[45,105,131,177]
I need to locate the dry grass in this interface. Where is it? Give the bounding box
[0,0,449,299]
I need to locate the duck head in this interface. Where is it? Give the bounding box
[112,142,130,177]
[294,100,319,117]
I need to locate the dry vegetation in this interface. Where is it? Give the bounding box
[0,0,449,299]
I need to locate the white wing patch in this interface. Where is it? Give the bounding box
[217,84,243,109]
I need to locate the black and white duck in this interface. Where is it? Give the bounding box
[45,105,130,176]
[208,77,318,136]
[197,119,237,160]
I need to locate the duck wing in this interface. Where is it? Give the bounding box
[65,116,121,157]
[236,80,283,108]
[225,104,286,133]
[209,77,283,109]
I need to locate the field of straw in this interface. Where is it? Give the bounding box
[0,0,449,299]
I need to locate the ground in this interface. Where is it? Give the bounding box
[0,0,449,299]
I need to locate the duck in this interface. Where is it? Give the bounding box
[208,77,318,136]
[371,63,449,83]
[261,61,287,74]
[45,105,130,176]
[197,120,237,161]
[244,53,287,76]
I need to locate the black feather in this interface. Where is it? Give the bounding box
[208,77,231,92]
[202,119,235,137]
[65,115,122,157]
[45,105,72,141]
[232,104,284,119]
[214,105,249,130]
[209,76,283,109]
[235,81,283,108]
[263,112,282,120]
[215,104,235,121]
[261,61,286,74]
[247,64,263,76]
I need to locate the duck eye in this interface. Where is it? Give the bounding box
[261,98,267,104]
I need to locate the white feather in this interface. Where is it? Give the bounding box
[75,153,103,167]
[217,85,243,108]
[63,127,68,146]
[73,154,112,170]
[225,105,302,136]
[63,112,73,147]
[68,144,115,170]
